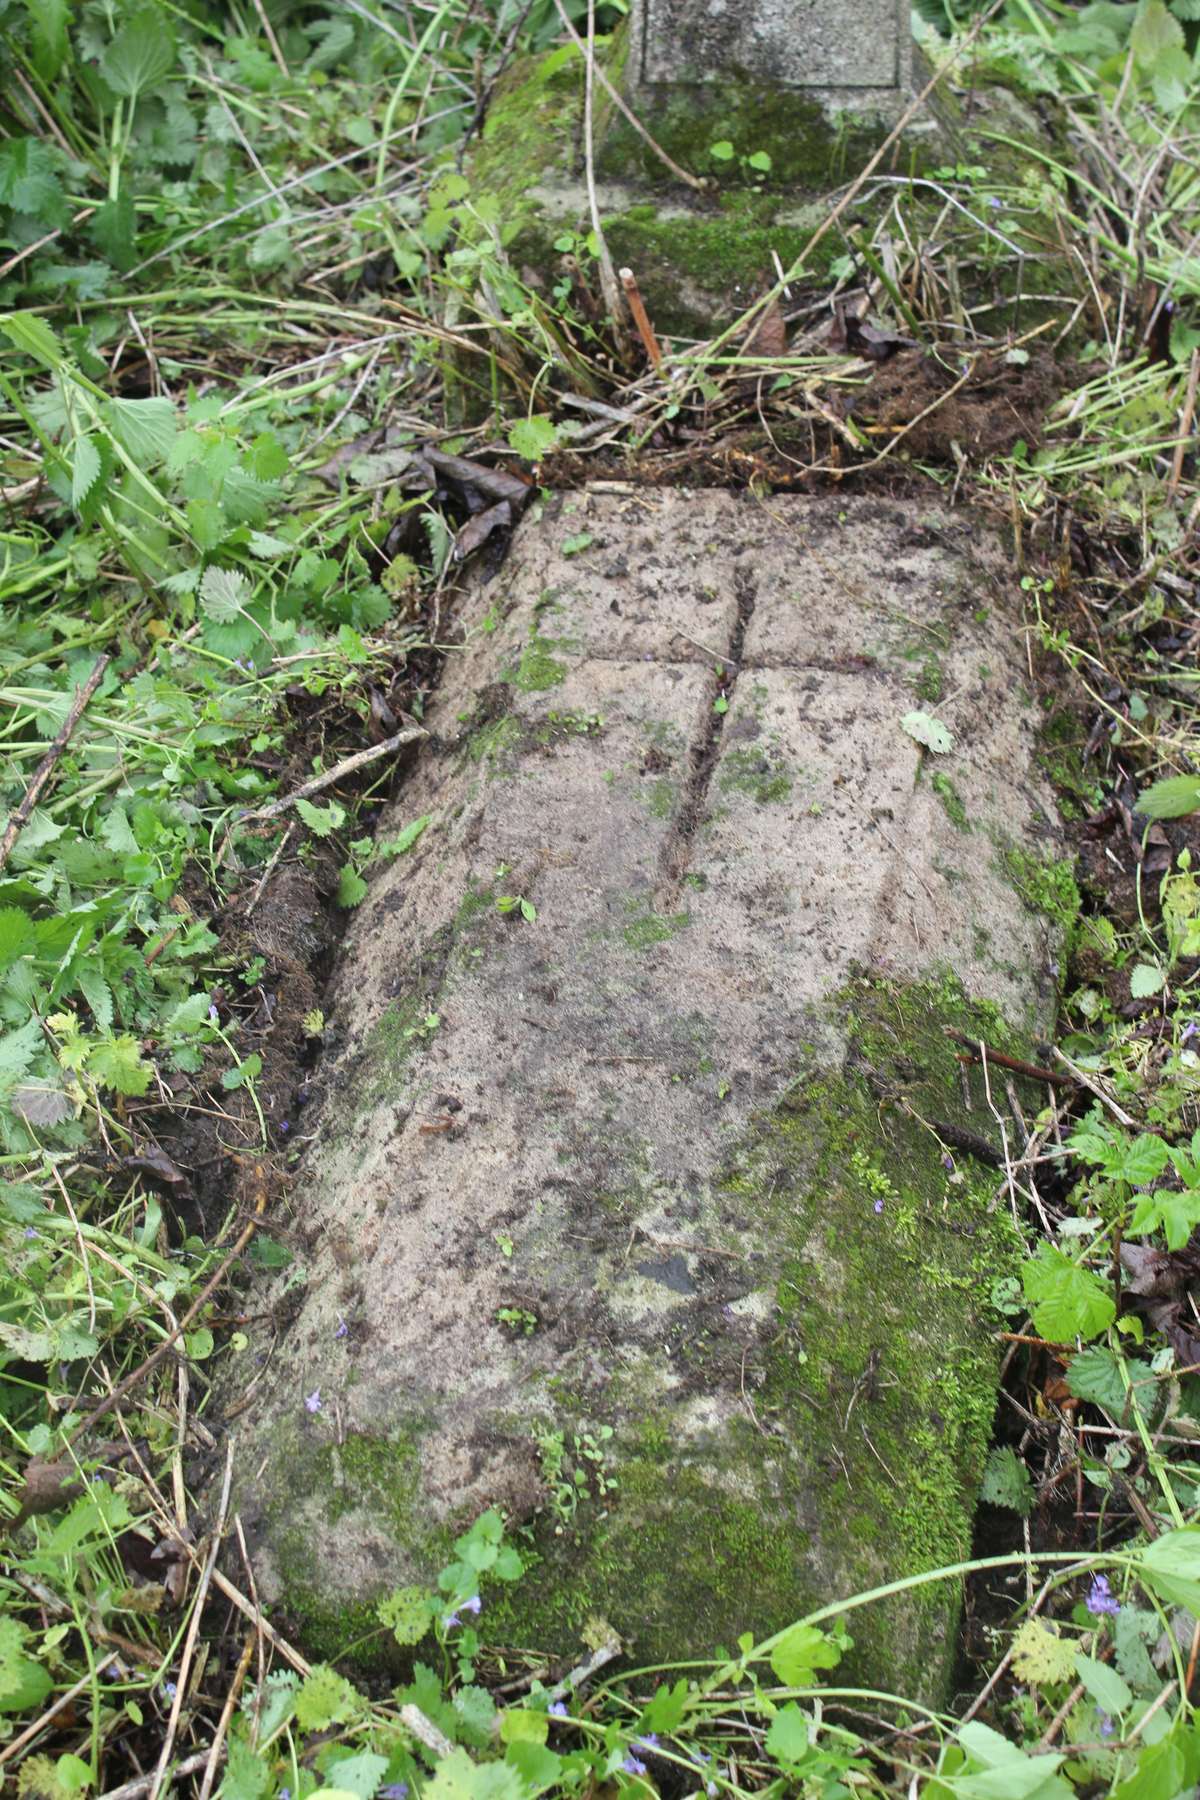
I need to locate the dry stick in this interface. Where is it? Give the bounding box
[240,723,427,824]
[99,1751,221,1800]
[148,1439,235,1800]
[249,0,289,74]
[1168,346,1200,502]
[578,0,628,352]
[946,1027,1068,1089]
[619,268,663,371]
[198,1629,256,1800]
[0,653,110,874]
[1052,1047,1142,1133]
[548,0,706,193]
[0,1669,97,1769]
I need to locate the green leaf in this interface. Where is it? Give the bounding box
[506,415,559,461]
[710,139,735,159]
[1021,1242,1115,1342]
[22,0,70,79]
[424,1750,525,1800]
[1067,1345,1152,1414]
[336,866,368,908]
[90,191,137,272]
[453,1684,497,1749]
[0,142,68,225]
[1136,775,1200,820]
[87,1033,152,1096]
[1075,1652,1132,1716]
[1129,1185,1200,1251]
[199,565,250,623]
[293,1665,365,1732]
[766,1702,810,1764]
[1129,962,1165,999]
[0,909,36,973]
[1139,1525,1200,1615]
[296,799,345,838]
[499,1709,548,1746]
[71,435,101,510]
[979,1446,1034,1514]
[639,1677,689,1733]
[561,532,593,556]
[769,1621,842,1686]
[1130,0,1185,66]
[220,1731,272,1800]
[901,709,954,754]
[100,7,177,97]
[377,1585,431,1647]
[1010,1620,1079,1686]
[221,1053,261,1091]
[0,1019,48,1090]
[322,1752,388,1800]
[1120,1134,1171,1184]
[0,310,64,370]
[747,149,773,172]
[504,1741,562,1795]
[1112,1734,1186,1800]
[106,396,177,465]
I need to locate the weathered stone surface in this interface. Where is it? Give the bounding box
[637,0,911,96]
[233,490,1065,1694]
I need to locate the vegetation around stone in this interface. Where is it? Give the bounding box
[0,1,1199,1797]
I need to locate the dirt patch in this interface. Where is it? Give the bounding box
[849,347,1066,461]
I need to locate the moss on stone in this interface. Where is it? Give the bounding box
[931,771,971,832]
[718,746,793,805]
[1003,845,1082,943]
[621,908,691,951]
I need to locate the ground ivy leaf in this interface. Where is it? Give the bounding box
[979,1446,1033,1514]
[106,396,178,466]
[766,1702,811,1765]
[1010,1619,1078,1686]
[425,1749,525,1800]
[901,709,954,754]
[769,1621,841,1686]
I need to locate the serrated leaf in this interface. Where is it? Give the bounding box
[0,141,67,225]
[106,396,178,466]
[100,7,177,97]
[1022,1242,1115,1342]
[453,1683,497,1749]
[321,1753,388,1800]
[766,1702,810,1764]
[199,565,250,623]
[0,909,36,973]
[293,1664,365,1732]
[506,415,559,461]
[87,1033,152,1096]
[336,866,367,908]
[295,799,345,837]
[1066,1345,1150,1414]
[71,435,101,509]
[90,191,137,272]
[22,0,70,79]
[424,1751,525,1800]
[0,1018,43,1088]
[220,1731,271,1800]
[378,814,431,857]
[0,310,64,370]
[1136,775,1200,820]
[980,1446,1034,1514]
[1130,0,1184,66]
[1130,962,1165,999]
[378,1585,431,1647]
[901,709,954,754]
[10,1083,73,1127]
[1010,1619,1079,1685]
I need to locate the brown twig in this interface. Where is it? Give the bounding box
[619,268,663,371]
[946,1027,1069,1088]
[1168,346,1199,502]
[0,654,110,874]
[249,0,289,74]
[239,723,425,825]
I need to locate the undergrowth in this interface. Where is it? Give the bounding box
[1,0,1200,1795]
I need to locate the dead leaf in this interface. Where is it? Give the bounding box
[742,298,787,360]
[453,499,512,562]
[422,447,530,508]
[123,1144,191,1195]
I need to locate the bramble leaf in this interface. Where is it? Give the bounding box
[1021,1242,1115,1342]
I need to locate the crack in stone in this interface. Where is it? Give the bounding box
[655,566,757,906]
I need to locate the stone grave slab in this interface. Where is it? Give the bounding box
[232,489,1065,1697]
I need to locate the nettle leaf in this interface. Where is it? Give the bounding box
[336,866,367,908]
[378,814,431,857]
[87,1033,152,1096]
[0,1018,43,1088]
[1021,1242,1115,1342]
[1130,0,1185,64]
[293,1664,365,1732]
[100,6,177,97]
[1067,1345,1154,1414]
[323,1751,388,1799]
[1137,775,1200,820]
[506,414,559,461]
[22,0,70,79]
[106,396,178,466]
[0,309,64,370]
[90,191,137,272]
[0,909,36,973]
[296,799,345,838]
[0,141,68,226]
[425,1749,525,1800]
[10,1082,73,1127]
[1129,962,1165,999]
[901,709,954,754]
[71,435,102,509]
[199,564,250,623]
[980,1445,1034,1514]
[1010,1619,1079,1686]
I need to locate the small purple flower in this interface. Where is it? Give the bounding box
[304,1388,322,1414]
[694,1750,712,1764]
[279,1120,290,1134]
[549,1700,568,1718]
[1087,1574,1120,1617]
[463,1594,482,1615]
[208,1005,219,1022]
[988,196,1002,209]
[380,1786,409,1799]
[707,1784,718,1798]
[161,1680,178,1700]
[335,1317,348,1339]
[622,1754,648,1776]
[1097,1712,1115,1739]
[23,1227,37,1240]
[942,1153,956,1173]
[1183,1020,1198,1043]
[444,1612,460,1628]
[634,1734,660,1750]
[279,1789,291,1800]
[873,1198,884,1214]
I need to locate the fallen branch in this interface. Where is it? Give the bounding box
[0,653,110,873]
[240,723,426,824]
